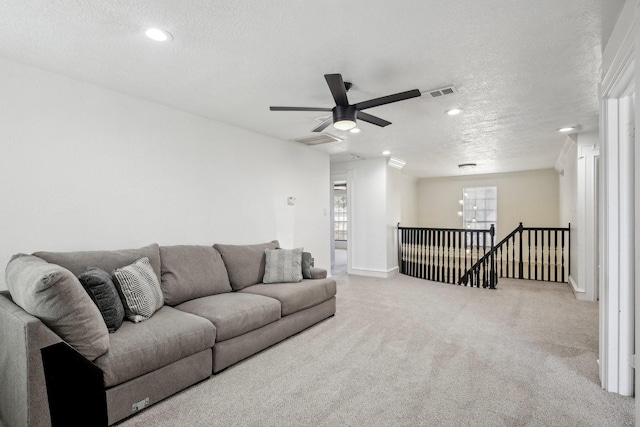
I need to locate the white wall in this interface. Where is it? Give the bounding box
[386,167,403,272]
[400,173,419,226]
[557,137,579,288]
[0,57,331,290]
[417,169,561,241]
[598,0,637,398]
[331,158,392,277]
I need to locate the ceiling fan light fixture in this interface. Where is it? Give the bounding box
[334,120,357,131]
[333,105,357,131]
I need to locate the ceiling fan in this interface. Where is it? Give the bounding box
[269,74,422,132]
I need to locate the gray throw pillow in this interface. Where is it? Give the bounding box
[263,248,304,284]
[5,254,110,361]
[78,267,125,333]
[112,257,164,323]
[302,252,314,279]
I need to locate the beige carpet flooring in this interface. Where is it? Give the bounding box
[116,275,634,427]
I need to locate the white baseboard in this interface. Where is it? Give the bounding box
[349,266,399,278]
[568,275,589,300]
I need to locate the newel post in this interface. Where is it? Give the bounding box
[489,224,496,289]
[567,222,571,277]
[518,222,524,279]
[397,223,402,274]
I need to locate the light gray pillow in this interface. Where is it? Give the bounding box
[302,252,314,279]
[5,254,110,361]
[263,248,304,284]
[78,267,125,333]
[113,257,164,323]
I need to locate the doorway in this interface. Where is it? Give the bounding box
[332,179,348,276]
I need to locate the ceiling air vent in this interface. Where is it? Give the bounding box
[293,134,342,146]
[422,85,457,99]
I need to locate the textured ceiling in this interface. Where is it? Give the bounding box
[0,0,626,177]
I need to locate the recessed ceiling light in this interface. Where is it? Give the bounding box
[558,127,575,133]
[145,27,173,42]
[382,150,391,155]
[350,128,361,134]
[446,108,463,116]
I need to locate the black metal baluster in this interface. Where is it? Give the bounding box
[561,228,565,283]
[518,224,524,279]
[547,229,551,282]
[533,230,538,280]
[416,229,420,278]
[482,232,487,287]
[426,229,431,280]
[401,228,406,274]
[432,229,437,280]
[505,239,510,278]
[407,229,412,277]
[541,230,545,281]
[511,234,516,279]
[527,229,531,280]
[453,232,458,284]
[554,229,558,282]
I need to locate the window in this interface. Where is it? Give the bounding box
[334,183,347,241]
[461,186,497,246]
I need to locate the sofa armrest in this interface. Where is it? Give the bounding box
[309,267,327,280]
[0,291,62,427]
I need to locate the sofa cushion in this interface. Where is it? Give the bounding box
[113,258,164,323]
[263,248,303,284]
[175,293,281,342]
[160,245,231,306]
[34,243,162,283]
[213,241,279,290]
[78,267,125,333]
[5,254,110,360]
[240,278,337,316]
[94,305,216,388]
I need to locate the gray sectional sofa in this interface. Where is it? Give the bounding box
[0,241,336,427]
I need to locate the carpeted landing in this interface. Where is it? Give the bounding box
[116,275,633,427]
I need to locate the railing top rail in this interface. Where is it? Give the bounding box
[522,227,570,231]
[397,225,493,233]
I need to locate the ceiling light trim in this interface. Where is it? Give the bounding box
[144,27,173,42]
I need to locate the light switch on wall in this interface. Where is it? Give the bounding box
[287,196,296,205]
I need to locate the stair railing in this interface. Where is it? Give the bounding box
[397,224,495,288]
[398,222,571,289]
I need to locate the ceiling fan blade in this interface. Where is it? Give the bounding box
[311,117,333,132]
[357,111,391,127]
[270,106,333,111]
[324,74,350,106]
[354,89,422,111]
